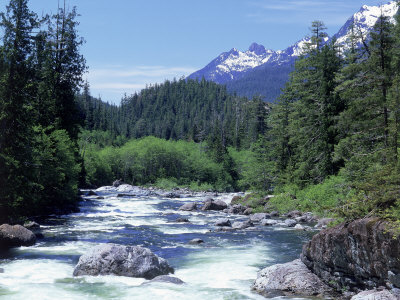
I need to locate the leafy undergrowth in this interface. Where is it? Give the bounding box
[232,175,351,218]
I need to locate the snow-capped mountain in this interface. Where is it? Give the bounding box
[335,1,398,48]
[188,40,306,85]
[188,1,399,102]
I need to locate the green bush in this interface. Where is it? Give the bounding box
[83,136,235,191]
[269,176,348,216]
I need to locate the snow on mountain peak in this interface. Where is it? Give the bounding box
[189,1,400,86]
[335,1,398,48]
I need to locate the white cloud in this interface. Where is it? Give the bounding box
[85,65,198,104]
[246,0,362,26]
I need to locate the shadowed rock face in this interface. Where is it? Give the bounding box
[73,244,174,279]
[301,218,400,291]
[252,259,332,298]
[0,224,36,249]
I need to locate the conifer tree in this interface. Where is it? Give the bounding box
[0,0,38,220]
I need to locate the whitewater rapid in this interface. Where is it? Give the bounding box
[0,186,313,299]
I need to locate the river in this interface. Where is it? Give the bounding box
[0,185,315,300]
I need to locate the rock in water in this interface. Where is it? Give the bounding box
[145,275,184,285]
[215,218,231,227]
[188,239,204,245]
[73,244,174,279]
[174,218,190,223]
[23,221,40,230]
[0,224,36,249]
[113,179,122,187]
[178,202,197,211]
[252,259,332,297]
[261,219,278,226]
[284,219,297,227]
[201,199,227,211]
[232,219,254,229]
[250,213,270,223]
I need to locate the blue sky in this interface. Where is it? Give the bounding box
[2,0,392,103]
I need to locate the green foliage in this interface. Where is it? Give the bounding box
[270,176,349,216]
[83,136,236,192]
[31,128,80,213]
[0,0,85,222]
[153,178,179,190]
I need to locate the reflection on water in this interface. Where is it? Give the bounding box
[0,188,315,299]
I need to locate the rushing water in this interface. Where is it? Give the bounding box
[0,186,316,300]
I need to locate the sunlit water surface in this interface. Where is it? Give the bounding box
[0,188,316,300]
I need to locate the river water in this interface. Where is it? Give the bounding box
[0,185,315,300]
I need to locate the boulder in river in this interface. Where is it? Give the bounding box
[232,219,254,230]
[165,192,181,198]
[284,219,297,227]
[144,275,184,285]
[73,244,174,279]
[0,224,36,249]
[261,219,278,226]
[174,218,190,223]
[188,238,204,245]
[215,218,231,227]
[226,204,246,215]
[178,202,197,211]
[23,221,40,230]
[113,179,123,187]
[294,224,305,231]
[252,259,332,298]
[301,217,400,291]
[201,199,227,211]
[250,213,270,223]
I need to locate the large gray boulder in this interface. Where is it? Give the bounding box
[0,224,36,249]
[201,199,227,211]
[73,244,174,279]
[302,218,400,291]
[252,259,332,298]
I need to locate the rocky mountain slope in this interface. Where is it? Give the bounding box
[188,1,398,102]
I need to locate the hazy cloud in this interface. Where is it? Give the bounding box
[86,65,197,104]
[246,0,361,26]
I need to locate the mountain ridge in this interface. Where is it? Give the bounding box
[188,1,398,102]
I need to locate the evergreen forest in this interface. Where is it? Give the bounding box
[1,0,400,226]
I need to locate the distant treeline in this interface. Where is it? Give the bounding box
[76,78,268,150]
